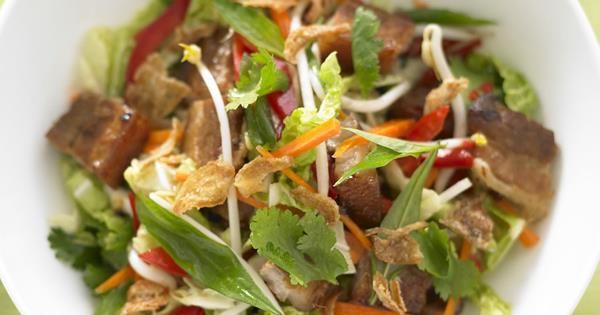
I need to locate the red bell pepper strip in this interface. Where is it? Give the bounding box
[138,247,187,277]
[433,148,474,168]
[232,34,257,80]
[169,306,205,315]
[397,105,451,175]
[126,0,191,83]
[128,192,140,232]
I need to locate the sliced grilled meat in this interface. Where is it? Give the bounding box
[47,92,149,187]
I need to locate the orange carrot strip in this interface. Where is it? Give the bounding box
[334,119,415,157]
[144,128,184,153]
[174,170,190,183]
[345,231,366,263]
[495,199,540,248]
[518,227,540,248]
[95,265,135,294]
[255,146,317,193]
[425,168,439,188]
[459,239,471,260]
[236,191,268,209]
[272,118,341,158]
[340,215,372,250]
[335,302,398,315]
[443,298,458,315]
[270,8,291,38]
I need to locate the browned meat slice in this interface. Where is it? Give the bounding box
[126,54,190,127]
[318,2,414,73]
[334,143,386,228]
[351,255,372,304]
[182,100,247,169]
[179,28,235,100]
[260,261,335,312]
[440,195,494,249]
[397,266,432,314]
[47,92,149,187]
[468,95,558,222]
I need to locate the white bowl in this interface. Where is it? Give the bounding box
[0,0,599,314]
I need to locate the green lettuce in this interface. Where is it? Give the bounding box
[483,198,525,271]
[94,282,131,315]
[351,7,383,95]
[406,9,493,26]
[470,284,511,315]
[227,50,289,110]
[250,208,348,286]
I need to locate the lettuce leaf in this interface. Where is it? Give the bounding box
[227,50,289,110]
[470,284,511,315]
[250,208,348,286]
[493,58,539,117]
[483,198,525,271]
[412,223,481,299]
[351,7,383,95]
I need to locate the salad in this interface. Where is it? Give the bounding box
[45,0,558,314]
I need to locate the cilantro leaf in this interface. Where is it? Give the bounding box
[412,223,480,299]
[334,129,440,186]
[250,208,348,286]
[352,7,383,95]
[227,50,289,110]
[48,228,103,271]
[94,282,131,315]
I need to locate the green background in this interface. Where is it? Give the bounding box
[0,1,598,314]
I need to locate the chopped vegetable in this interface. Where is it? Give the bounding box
[273,118,341,158]
[94,282,131,315]
[335,129,440,185]
[495,199,539,248]
[270,8,291,38]
[138,247,187,277]
[493,57,539,117]
[470,284,511,315]
[256,146,317,193]
[413,223,481,299]
[213,0,285,56]
[407,105,450,141]
[250,208,348,286]
[94,265,135,294]
[443,298,458,315]
[351,7,383,95]
[340,214,373,250]
[345,231,366,263]
[246,98,278,150]
[227,50,289,110]
[143,128,184,153]
[334,302,398,315]
[135,193,282,314]
[483,198,526,271]
[126,0,191,82]
[381,151,437,229]
[169,306,206,315]
[334,119,415,158]
[406,9,493,26]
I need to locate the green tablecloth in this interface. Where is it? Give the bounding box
[0,1,598,314]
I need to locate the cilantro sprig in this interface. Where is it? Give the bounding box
[351,7,383,96]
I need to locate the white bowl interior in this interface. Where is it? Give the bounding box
[0,0,599,314]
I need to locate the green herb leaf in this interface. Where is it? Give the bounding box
[94,282,131,315]
[470,284,511,315]
[381,150,438,229]
[83,263,114,289]
[334,129,440,186]
[406,9,494,26]
[246,97,277,149]
[136,194,282,314]
[213,0,285,56]
[352,7,383,95]
[250,208,348,286]
[483,198,525,271]
[227,50,289,110]
[413,223,480,299]
[48,228,102,271]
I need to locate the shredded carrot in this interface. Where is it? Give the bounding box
[272,118,341,158]
[425,168,439,188]
[443,298,458,315]
[459,239,471,260]
[495,199,540,248]
[340,215,372,250]
[334,119,415,157]
[95,265,135,294]
[256,146,317,193]
[144,128,184,153]
[335,302,398,315]
[236,191,268,209]
[344,231,366,263]
[174,170,190,183]
[270,8,291,37]
[338,111,348,120]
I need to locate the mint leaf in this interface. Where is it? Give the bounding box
[250,208,347,286]
[413,223,480,299]
[406,9,494,26]
[352,7,383,95]
[334,129,440,186]
[227,50,289,110]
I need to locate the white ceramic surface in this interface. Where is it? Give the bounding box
[0,0,599,314]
